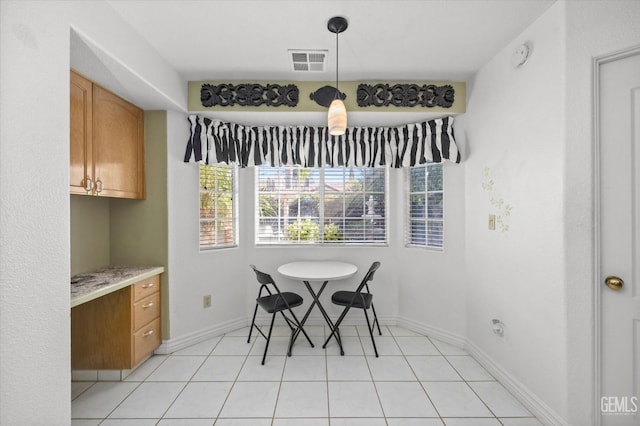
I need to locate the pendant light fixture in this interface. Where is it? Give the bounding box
[327,16,348,136]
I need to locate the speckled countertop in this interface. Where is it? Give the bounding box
[71,265,164,308]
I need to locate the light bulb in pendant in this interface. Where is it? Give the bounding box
[328,98,347,136]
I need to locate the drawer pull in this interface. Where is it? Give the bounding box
[142,282,154,289]
[142,302,154,309]
[143,329,155,337]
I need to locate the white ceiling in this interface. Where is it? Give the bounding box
[107,0,555,83]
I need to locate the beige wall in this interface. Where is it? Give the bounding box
[70,195,110,275]
[110,110,169,336]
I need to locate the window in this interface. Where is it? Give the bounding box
[199,164,238,249]
[256,167,387,245]
[407,163,443,249]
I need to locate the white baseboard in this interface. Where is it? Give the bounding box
[396,316,466,348]
[464,341,568,426]
[390,317,567,426]
[155,316,247,354]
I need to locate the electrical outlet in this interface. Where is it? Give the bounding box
[203,295,212,308]
[488,215,496,230]
[492,319,505,337]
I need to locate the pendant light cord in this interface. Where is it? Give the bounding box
[335,29,340,96]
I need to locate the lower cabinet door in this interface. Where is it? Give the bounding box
[134,317,161,366]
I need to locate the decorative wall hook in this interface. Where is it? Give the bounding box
[309,85,346,107]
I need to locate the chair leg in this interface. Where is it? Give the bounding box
[279,311,311,357]
[262,312,277,365]
[248,303,259,343]
[370,303,382,335]
[322,306,351,354]
[334,327,344,356]
[363,308,379,357]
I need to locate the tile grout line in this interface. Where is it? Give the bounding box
[395,328,445,423]
[323,325,332,426]
[362,325,390,425]
[213,330,255,425]
[157,333,226,422]
[269,326,292,425]
[81,354,173,423]
[429,334,505,422]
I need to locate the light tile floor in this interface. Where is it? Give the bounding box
[72,325,544,425]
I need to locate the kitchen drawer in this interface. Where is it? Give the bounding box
[133,274,160,301]
[134,317,161,366]
[133,292,160,331]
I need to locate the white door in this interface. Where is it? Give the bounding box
[599,49,640,425]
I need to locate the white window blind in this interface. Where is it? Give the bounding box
[199,164,238,249]
[256,167,387,245]
[406,164,444,249]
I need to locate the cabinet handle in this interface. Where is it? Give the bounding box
[84,177,94,193]
[143,329,155,337]
[142,302,154,309]
[142,283,154,289]
[95,178,103,194]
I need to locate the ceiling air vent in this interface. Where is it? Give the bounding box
[289,50,327,72]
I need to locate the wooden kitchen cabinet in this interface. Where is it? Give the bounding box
[70,70,93,196]
[70,70,145,199]
[71,274,161,370]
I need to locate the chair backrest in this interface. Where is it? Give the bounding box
[364,261,381,283]
[250,264,283,298]
[356,261,381,293]
[250,264,275,285]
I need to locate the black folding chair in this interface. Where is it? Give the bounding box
[248,265,314,364]
[322,261,382,357]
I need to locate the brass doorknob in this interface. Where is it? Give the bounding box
[604,276,624,291]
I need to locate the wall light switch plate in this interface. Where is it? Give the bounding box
[488,215,496,230]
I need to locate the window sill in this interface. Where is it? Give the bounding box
[404,244,444,252]
[255,242,389,248]
[199,244,239,252]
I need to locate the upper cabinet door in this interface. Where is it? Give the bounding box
[92,85,145,199]
[70,71,93,195]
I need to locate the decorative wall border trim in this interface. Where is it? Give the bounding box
[200,83,299,107]
[189,80,465,112]
[357,83,455,108]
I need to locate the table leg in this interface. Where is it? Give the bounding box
[291,280,325,346]
[292,280,344,355]
[300,281,328,325]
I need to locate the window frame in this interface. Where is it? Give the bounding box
[405,163,444,250]
[255,166,388,246]
[199,164,239,251]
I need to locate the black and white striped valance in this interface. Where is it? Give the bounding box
[184,114,460,168]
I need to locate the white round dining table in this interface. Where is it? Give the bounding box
[278,260,358,354]
[277,260,357,282]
